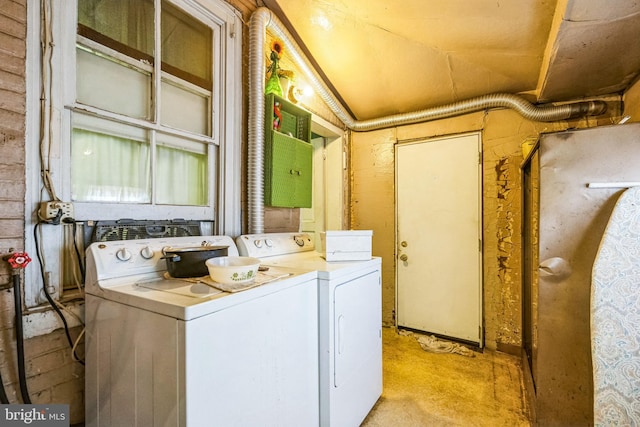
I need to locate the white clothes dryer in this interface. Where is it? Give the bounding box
[236,232,382,427]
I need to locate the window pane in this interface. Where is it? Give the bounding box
[78,0,154,60]
[72,121,151,203]
[76,47,151,119]
[156,137,208,206]
[161,79,209,135]
[161,1,212,90]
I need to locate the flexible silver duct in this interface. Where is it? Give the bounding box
[248,7,607,233]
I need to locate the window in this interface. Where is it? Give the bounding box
[73,0,218,212]
[25,0,241,315]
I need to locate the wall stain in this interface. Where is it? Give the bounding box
[495,156,520,345]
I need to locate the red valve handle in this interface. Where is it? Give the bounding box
[5,252,31,269]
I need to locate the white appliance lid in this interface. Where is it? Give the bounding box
[90,266,317,320]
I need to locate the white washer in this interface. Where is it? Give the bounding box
[84,235,319,427]
[236,232,382,427]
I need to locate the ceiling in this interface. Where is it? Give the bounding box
[266,0,640,121]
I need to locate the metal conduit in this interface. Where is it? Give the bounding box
[248,7,608,233]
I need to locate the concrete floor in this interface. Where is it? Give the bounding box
[361,327,531,426]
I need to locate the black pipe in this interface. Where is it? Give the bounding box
[33,224,85,365]
[0,360,9,403]
[13,272,32,404]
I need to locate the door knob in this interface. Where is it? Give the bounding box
[399,254,408,262]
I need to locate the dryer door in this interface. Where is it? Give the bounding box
[333,271,381,387]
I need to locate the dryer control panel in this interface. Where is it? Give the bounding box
[236,233,314,258]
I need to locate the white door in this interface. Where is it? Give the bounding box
[301,136,326,247]
[396,133,482,345]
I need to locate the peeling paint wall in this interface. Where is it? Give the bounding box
[493,156,519,347]
[350,129,396,326]
[350,99,623,351]
[623,76,640,123]
[481,110,564,351]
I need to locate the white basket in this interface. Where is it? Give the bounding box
[320,230,372,261]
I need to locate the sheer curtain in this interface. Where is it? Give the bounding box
[71,128,151,203]
[156,144,207,205]
[72,126,208,206]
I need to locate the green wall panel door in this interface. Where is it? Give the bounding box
[264,94,313,208]
[265,132,312,207]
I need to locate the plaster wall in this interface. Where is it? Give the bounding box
[350,100,622,351]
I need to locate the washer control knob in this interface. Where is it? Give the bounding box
[264,239,273,247]
[254,240,263,248]
[140,246,154,259]
[116,248,132,261]
[294,236,305,247]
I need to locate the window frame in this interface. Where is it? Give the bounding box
[69,0,220,218]
[24,0,242,321]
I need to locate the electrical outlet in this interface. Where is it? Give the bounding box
[39,201,74,221]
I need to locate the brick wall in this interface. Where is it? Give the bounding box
[0,1,85,424]
[0,0,30,401]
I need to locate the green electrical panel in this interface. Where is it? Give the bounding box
[264,94,313,208]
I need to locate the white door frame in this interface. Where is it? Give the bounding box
[300,115,345,248]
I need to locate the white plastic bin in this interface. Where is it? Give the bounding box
[320,230,373,261]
